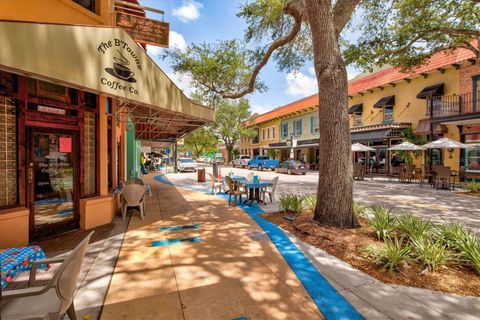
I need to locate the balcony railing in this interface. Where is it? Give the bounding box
[427,92,480,118]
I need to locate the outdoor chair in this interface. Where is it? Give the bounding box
[261,176,279,204]
[225,176,247,207]
[435,166,452,190]
[208,173,223,194]
[403,164,416,183]
[247,172,254,181]
[121,183,146,221]
[353,163,365,180]
[1,231,94,320]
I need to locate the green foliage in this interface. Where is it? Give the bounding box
[365,237,412,272]
[465,181,480,193]
[353,200,366,218]
[411,237,451,272]
[303,195,317,211]
[183,127,218,158]
[397,213,433,241]
[279,193,305,213]
[345,1,480,71]
[367,206,398,240]
[436,222,480,274]
[213,98,258,162]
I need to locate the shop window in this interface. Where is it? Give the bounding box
[84,111,97,196]
[465,133,480,172]
[252,128,259,144]
[0,71,17,94]
[0,96,17,208]
[353,113,362,127]
[431,149,442,165]
[281,122,288,138]
[293,119,302,136]
[310,116,319,134]
[383,106,394,123]
[27,79,68,103]
[72,0,96,13]
[262,129,265,140]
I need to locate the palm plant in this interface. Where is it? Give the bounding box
[367,206,398,240]
[364,236,412,272]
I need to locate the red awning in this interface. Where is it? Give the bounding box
[414,119,448,135]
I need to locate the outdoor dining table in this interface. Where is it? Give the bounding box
[222,175,247,193]
[0,245,48,289]
[237,180,273,206]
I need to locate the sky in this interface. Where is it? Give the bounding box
[139,0,361,115]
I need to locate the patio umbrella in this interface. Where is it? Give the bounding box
[388,141,426,151]
[351,143,375,152]
[422,137,471,149]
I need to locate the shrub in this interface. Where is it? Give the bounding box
[364,237,412,272]
[353,200,366,218]
[397,213,433,241]
[464,181,480,193]
[436,222,480,274]
[279,193,304,213]
[411,237,451,272]
[367,206,398,240]
[303,195,317,211]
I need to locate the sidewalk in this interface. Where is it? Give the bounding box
[101,174,323,320]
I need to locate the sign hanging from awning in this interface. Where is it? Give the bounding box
[115,12,169,47]
[0,21,212,123]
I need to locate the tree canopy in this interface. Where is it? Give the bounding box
[212,98,257,162]
[344,0,480,71]
[182,127,218,158]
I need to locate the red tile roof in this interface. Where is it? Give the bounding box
[250,48,475,126]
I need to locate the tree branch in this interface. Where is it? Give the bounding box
[223,1,305,99]
[333,0,362,37]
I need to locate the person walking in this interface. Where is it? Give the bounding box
[140,153,148,175]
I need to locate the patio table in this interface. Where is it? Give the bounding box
[238,181,273,206]
[1,245,47,289]
[222,176,247,193]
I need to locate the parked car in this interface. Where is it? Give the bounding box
[197,156,207,163]
[248,155,279,171]
[276,159,307,175]
[176,158,197,172]
[214,155,224,164]
[233,155,251,168]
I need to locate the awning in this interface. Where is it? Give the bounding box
[373,96,395,108]
[414,119,448,135]
[416,83,444,99]
[351,129,392,142]
[348,103,363,114]
[0,21,214,141]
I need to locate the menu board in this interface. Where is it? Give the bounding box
[59,136,72,153]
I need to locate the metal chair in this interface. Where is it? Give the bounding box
[121,183,146,220]
[1,232,94,320]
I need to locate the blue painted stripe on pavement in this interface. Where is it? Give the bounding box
[151,236,202,247]
[153,174,363,320]
[160,224,200,232]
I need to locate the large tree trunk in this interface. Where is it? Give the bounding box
[306,0,357,228]
[225,144,233,163]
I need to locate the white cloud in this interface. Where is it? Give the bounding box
[285,71,317,96]
[166,72,195,98]
[250,104,275,115]
[173,1,203,23]
[146,31,187,57]
[170,31,188,52]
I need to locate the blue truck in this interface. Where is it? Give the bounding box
[248,155,279,171]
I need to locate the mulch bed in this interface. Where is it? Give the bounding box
[262,212,480,297]
[457,191,480,198]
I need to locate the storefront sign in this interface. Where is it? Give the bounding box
[59,137,72,153]
[37,105,66,115]
[115,12,169,48]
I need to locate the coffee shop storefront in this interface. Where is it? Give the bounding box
[0,21,213,248]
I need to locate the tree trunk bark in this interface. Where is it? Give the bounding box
[306,0,357,228]
[226,145,233,163]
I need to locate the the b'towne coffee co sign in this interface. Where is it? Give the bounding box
[98,38,140,95]
[116,12,169,48]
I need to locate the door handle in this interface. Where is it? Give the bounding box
[28,163,33,184]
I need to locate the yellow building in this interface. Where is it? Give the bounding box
[0,0,213,248]
[240,114,281,158]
